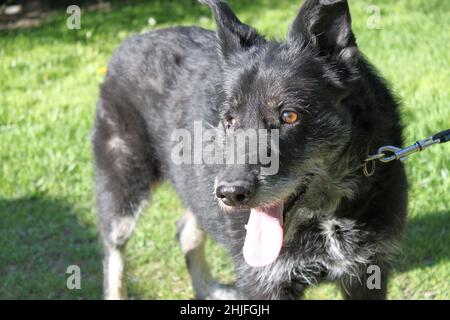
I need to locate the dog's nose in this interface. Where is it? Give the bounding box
[215,183,253,207]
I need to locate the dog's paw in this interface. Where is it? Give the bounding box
[197,284,241,300]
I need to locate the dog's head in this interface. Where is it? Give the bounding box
[202,0,364,266]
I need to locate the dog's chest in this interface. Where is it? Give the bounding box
[287,216,376,277]
[237,216,382,299]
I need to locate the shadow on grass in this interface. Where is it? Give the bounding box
[395,210,450,272]
[0,0,293,43]
[0,198,447,299]
[0,196,102,299]
[0,0,210,40]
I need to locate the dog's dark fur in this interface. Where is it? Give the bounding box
[93,0,407,299]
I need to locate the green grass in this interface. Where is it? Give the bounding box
[0,0,449,299]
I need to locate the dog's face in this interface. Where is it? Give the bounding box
[203,0,363,266]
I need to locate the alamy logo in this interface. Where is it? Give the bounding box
[366,265,381,290]
[171,121,280,175]
[67,5,81,30]
[66,265,81,290]
[367,5,382,30]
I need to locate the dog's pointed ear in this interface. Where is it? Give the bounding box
[288,0,359,65]
[200,0,266,59]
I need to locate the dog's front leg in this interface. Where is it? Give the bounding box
[176,210,239,300]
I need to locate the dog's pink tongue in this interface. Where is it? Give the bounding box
[243,204,283,267]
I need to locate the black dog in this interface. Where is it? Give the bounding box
[93,0,407,299]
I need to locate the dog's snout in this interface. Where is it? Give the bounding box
[216,182,253,207]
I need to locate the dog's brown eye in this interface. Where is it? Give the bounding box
[281,111,299,125]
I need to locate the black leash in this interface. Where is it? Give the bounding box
[363,129,450,177]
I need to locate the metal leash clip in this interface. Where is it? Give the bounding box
[364,129,450,177]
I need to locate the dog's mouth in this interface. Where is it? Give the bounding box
[283,183,308,221]
[242,180,309,268]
